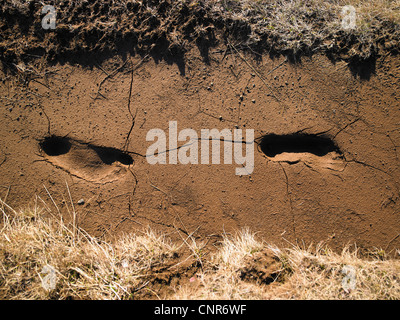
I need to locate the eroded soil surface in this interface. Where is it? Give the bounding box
[1,0,400,255]
[1,47,400,254]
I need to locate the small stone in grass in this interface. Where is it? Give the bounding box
[77,199,85,205]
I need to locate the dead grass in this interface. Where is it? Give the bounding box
[0,199,178,299]
[274,243,400,299]
[210,0,400,57]
[171,230,400,300]
[1,0,400,68]
[1,201,399,300]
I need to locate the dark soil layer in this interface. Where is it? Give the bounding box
[1,0,399,71]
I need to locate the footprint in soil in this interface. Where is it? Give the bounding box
[39,136,133,183]
[259,133,345,171]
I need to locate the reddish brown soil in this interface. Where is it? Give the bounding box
[0,0,400,256]
[1,47,400,255]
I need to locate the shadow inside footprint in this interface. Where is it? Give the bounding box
[258,133,345,170]
[39,136,133,183]
[90,146,133,165]
[259,133,341,157]
[40,136,71,156]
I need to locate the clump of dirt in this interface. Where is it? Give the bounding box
[1,0,399,71]
[237,249,285,285]
[135,250,201,299]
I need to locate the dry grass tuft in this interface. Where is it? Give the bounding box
[171,229,279,300]
[171,230,400,300]
[210,0,400,58]
[1,201,399,300]
[1,0,400,68]
[273,243,400,299]
[0,199,178,299]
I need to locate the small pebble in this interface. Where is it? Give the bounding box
[77,199,85,205]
